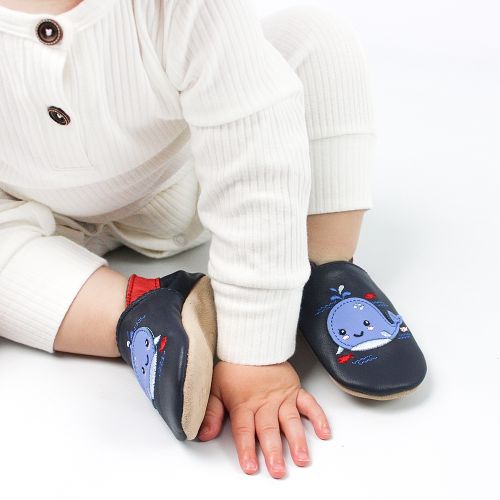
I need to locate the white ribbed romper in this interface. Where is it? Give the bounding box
[0,0,376,365]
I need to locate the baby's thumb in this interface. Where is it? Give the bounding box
[197,394,225,441]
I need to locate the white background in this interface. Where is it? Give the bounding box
[1,0,499,498]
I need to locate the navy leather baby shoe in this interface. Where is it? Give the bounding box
[115,270,217,440]
[298,260,426,400]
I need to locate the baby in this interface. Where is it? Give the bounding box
[0,0,426,479]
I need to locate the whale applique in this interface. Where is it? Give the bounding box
[325,285,403,355]
[126,326,167,400]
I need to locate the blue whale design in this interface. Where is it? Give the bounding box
[326,298,402,355]
[128,326,160,400]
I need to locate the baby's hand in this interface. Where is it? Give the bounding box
[197,360,331,479]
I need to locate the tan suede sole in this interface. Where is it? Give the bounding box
[328,374,419,400]
[180,275,217,440]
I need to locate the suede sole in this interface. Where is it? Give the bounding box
[327,373,419,400]
[180,275,217,440]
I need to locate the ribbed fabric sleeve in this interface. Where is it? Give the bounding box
[308,134,376,214]
[0,190,108,352]
[163,0,312,364]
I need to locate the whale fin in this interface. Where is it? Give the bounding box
[336,346,344,355]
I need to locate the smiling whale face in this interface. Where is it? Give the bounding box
[327,298,402,354]
[129,326,158,400]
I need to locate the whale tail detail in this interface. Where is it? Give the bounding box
[387,309,402,326]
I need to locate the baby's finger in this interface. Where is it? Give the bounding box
[197,394,225,441]
[230,406,258,475]
[296,388,332,439]
[278,399,310,466]
[255,404,286,479]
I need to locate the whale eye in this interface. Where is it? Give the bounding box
[141,367,145,374]
[339,328,347,335]
[363,320,370,326]
[145,338,150,348]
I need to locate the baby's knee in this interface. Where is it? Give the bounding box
[261,5,369,69]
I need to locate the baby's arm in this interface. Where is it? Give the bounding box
[161,0,330,477]
[0,188,123,355]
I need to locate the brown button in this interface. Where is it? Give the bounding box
[48,106,71,125]
[36,19,63,45]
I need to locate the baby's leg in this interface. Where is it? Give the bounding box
[261,7,376,264]
[307,210,365,264]
[53,266,127,357]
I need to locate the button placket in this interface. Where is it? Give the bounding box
[35,19,72,126]
[31,22,92,170]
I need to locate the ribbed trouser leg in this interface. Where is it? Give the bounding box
[0,164,208,353]
[260,5,377,214]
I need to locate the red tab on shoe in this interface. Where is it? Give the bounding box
[126,274,161,307]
